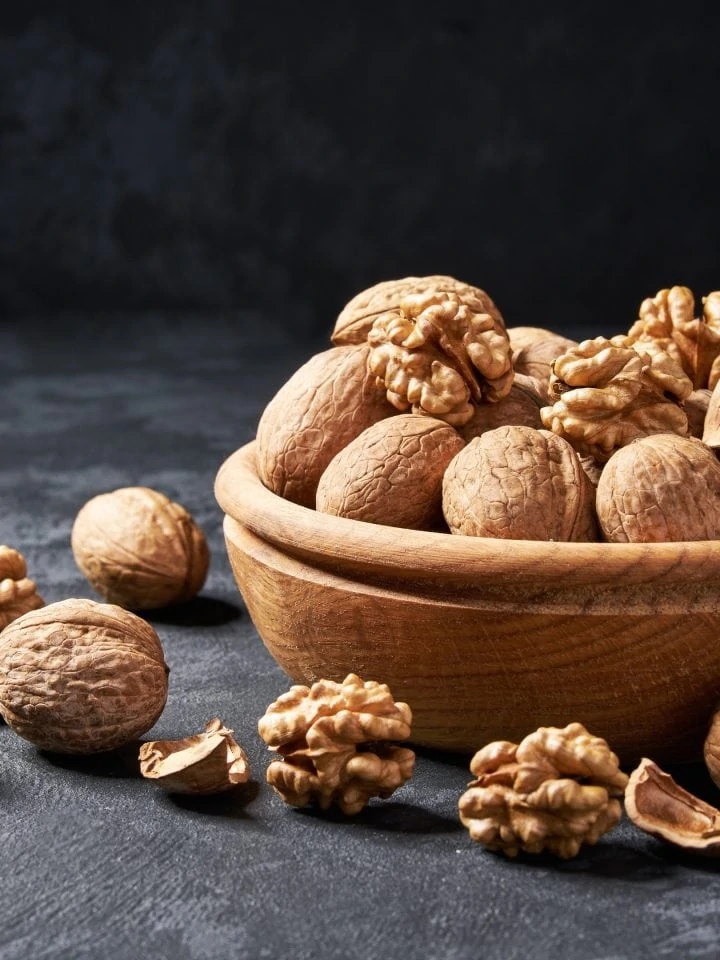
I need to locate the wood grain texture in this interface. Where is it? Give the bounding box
[216,442,720,763]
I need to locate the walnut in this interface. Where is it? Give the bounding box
[368,291,514,427]
[72,487,210,610]
[687,388,712,439]
[540,335,692,462]
[458,374,543,442]
[702,380,720,449]
[596,434,720,542]
[256,345,393,507]
[458,722,628,859]
[442,426,598,541]
[316,414,464,529]
[0,546,44,630]
[705,705,720,789]
[628,286,720,390]
[332,275,504,346]
[258,673,415,815]
[508,326,578,401]
[139,719,250,795]
[625,758,720,855]
[0,599,169,753]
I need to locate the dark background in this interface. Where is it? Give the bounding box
[2,2,720,340]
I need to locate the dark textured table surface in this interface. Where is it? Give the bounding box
[2,314,720,960]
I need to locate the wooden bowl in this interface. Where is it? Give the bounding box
[215,442,720,764]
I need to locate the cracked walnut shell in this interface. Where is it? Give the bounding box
[541,335,692,462]
[368,290,514,426]
[442,426,597,541]
[628,286,720,391]
[72,487,210,610]
[140,719,250,795]
[315,414,464,529]
[0,546,44,630]
[332,275,504,346]
[459,723,628,858]
[258,673,415,815]
[0,598,169,753]
[596,434,720,542]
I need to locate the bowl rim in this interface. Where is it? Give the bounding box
[215,442,720,586]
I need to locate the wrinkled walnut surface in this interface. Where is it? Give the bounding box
[705,708,720,790]
[258,673,415,815]
[687,388,712,439]
[628,286,720,390]
[333,275,504,346]
[256,344,393,507]
[458,374,543,441]
[443,425,597,541]
[625,758,720,855]
[140,718,250,795]
[316,414,464,529]
[72,487,209,610]
[541,335,692,461]
[0,598,169,754]
[0,545,44,630]
[459,722,628,859]
[368,291,513,426]
[508,327,578,400]
[596,434,720,542]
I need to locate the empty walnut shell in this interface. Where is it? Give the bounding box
[625,758,720,855]
[333,275,504,346]
[0,598,169,753]
[316,414,465,529]
[442,425,598,542]
[139,719,250,795]
[72,487,210,610]
[0,546,44,630]
[596,434,720,543]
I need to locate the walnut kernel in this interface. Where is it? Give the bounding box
[0,546,44,630]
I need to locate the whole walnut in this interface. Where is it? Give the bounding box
[458,374,544,442]
[256,344,393,507]
[316,414,464,529]
[443,425,598,541]
[0,598,169,753]
[333,275,504,346]
[507,326,578,401]
[596,434,720,542]
[72,487,209,610]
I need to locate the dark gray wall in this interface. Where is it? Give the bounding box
[2,2,720,340]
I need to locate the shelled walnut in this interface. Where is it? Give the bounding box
[368,290,514,426]
[0,546,44,630]
[0,599,169,753]
[140,719,250,795]
[258,673,415,815]
[541,335,692,461]
[459,723,628,858]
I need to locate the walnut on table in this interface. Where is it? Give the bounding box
[541,335,692,462]
[0,546,44,630]
[258,673,415,815]
[459,722,628,859]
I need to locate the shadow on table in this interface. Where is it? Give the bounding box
[40,740,143,778]
[297,800,463,835]
[166,779,259,819]
[145,596,242,627]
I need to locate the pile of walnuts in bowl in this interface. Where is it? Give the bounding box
[257,277,720,543]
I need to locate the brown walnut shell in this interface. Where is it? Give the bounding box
[442,425,598,541]
[333,275,504,346]
[139,719,250,795]
[256,345,393,508]
[72,487,210,610]
[316,414,464,529]
[687,388,711,439]
[0,598,169,754]
[458,374,543,442]
[704,707,720,790]
[507,327,578,401]
[596,434,720,543]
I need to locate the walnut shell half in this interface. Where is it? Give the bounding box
[139,719,250,795]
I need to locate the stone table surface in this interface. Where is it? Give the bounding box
[1,313,719,960]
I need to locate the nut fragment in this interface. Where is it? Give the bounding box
[508,327,578,401]
[333,275,504,346]
[368,291,513,426]
[596,434,720,542]
[0,599,169,753]
[458,722,628,859]
[541,335,692,461]
[702,380,720,448]
[443,426,597,541]
[258,673,415,815]
[628,286,720,390]
[316,414,464,529]
[139,719,250,795]
[0,546,44,630]
[72,487,210,610]
[256,345,393,507]
[458,374,544,442]
[625,758,720,855]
